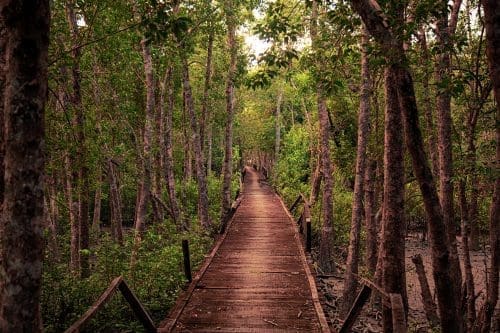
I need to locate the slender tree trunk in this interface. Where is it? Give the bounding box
[342,26,372,315]
[221,4,237,221]
[66,0,91,279]
[311,0,336,274]
[411,254,439,328]
[65,154,79,273]
[181,55,211,229]
[92,170,102,236]
[365,160,377,275]
[275,89,283,160]
[416,30,439,180]
[161,66,181,227]
[200,29,214,158]
[207,123,213,176]
[108,159,123,245]
[0,1,49,330]
[435,3,463,315]
[182,90,193,182]
[309,154,322,206]
[131,36,155,267]
[349,1,462,331]
[0,6,5,270]
[479,2,500,331]
[459,182,476,332]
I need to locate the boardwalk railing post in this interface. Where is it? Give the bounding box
[306,219,312,252]
[182,239,192,282]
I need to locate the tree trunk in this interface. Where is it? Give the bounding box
[479,2,500,331]
[0,1,49,330]
[275,89,283,160]
[381,66,407,332]
[416,30,439,180]
[65,154,79,273]
[108,159,123,244]
[0,4,5,270]
[221,4,237,222]
[131,36,155,267]
[411,254,439,329]
[311,0,336,274]
[435,2,463,313]
[309,154,322,206]
[181,55,211,229]
[349,1,462,331]
[342,26,372,315]
[161,66,181,227]
[92,170,102,237]
[364,160,377,275]
[200,29,214,158]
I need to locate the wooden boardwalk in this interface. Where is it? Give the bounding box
[160,167,329,332]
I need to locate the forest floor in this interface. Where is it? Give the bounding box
[318,233,493,332]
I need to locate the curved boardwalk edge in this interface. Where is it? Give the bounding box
[160,167,330,332]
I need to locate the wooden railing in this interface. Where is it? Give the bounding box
[64,276,157,333]
[339,277,407,333]
[289,193,312,252]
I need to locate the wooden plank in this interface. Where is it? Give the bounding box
[278,194,331,333]
[338,284,372,333]
[390,293,407,333]
[118,280,157,333]
[64,276,123,333]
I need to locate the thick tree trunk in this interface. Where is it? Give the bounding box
[161,66,181,227]
[221,6,237,221]
[181,55,211,229]
[349,1,462,331]
[0,7,5,269]
[0,1,49,330]
[342,26,372,315]
[380,66,407,332]
[479,2,500,331]
[311,0,336,275]
[131,37,155,267]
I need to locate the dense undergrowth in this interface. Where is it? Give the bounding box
[41,174,239,333]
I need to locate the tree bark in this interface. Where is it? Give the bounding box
[200,29,214,158]
[434,2,463,313]
[342,26,372,315]
[221,2,237,222]
[108,159,123,244]
[181,55,211,229]
[411,254,439,329]
[311,0,336,274]
[275,89,283,160]
[66,0,91,279]
[380,66,407,332]
[0,1,49,330]
[365,160,377,276]
[131,36,155,267]
[161,66,181,227]
[479,1,500,331]
[349,1,462,331]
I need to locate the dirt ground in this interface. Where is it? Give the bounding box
[318,233,498,332]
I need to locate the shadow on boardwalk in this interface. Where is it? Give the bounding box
[159,167,329,332]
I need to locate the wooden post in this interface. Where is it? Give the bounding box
[182,239,192,282]
[339,284,372,333]
[118,280,157,333]
[390,293,407,333]
[306,220,312,252]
